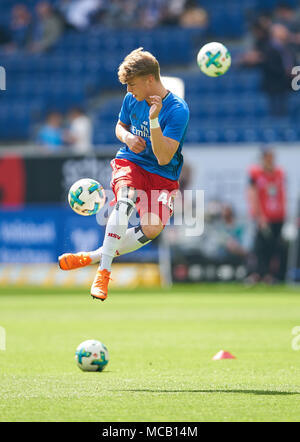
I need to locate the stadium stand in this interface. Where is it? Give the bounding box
[0,0,299,144]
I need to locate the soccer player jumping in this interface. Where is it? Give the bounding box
[59,48,190,300]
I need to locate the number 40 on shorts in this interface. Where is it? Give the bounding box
[157,190,176,212]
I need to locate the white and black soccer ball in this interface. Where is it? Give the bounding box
[68,178,106,216]
[75,340,109,372]
[197,42,231,77]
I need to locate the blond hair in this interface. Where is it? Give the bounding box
[118,47,160,84]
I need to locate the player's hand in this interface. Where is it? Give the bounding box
[124,132,146,153]
[149,95,162,120]
[258,216,271,236]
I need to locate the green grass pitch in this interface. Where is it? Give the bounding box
[0,283,300,422]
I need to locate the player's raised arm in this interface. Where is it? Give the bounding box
[148,95,179,166]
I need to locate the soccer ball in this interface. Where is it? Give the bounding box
[197,42,231,77]
[75,340,109,372]
[68,178,105,216]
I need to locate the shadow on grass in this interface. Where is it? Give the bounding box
[118,389,299,396]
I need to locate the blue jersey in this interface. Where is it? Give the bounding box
[116,91,189,181]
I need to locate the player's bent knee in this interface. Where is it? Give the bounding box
[116,187,137,217]
[117,186,137,203]
[141,224,164,240]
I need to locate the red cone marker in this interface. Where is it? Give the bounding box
[212,350,236,360]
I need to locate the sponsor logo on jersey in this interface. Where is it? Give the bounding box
[131,125,150,139]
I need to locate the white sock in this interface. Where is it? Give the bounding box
[89,225,151,264]
[116,225,151,255]
[99,197,135,271]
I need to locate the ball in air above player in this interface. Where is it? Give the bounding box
[197,42,231,77]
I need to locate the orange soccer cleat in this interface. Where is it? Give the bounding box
[90,269,111,301]
[58,252,92,270]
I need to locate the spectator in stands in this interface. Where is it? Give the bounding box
[179,0,208,29]
[157,0,183,26]
[8,4,33,51]
[190,200,248,266]
[37,111,65,152]
[273,3,300,32]
[138,0,167,29]
[59,0,104,30]
[30,1,65,53]
[247,146,287,283]
[241,22,295,116]
[248,14,272,52]
[218,204,248,261]
[264,23,295,115]
[101,0,138,28]
[65,107,93,154]
[273,3,300,59]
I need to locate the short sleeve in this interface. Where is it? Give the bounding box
[248,165,259,185]
[163,105,189,142]
[118,93,131,126]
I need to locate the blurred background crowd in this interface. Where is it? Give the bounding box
[0,0,300,286]
[0,0,300,147]
[0,0,209,47]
